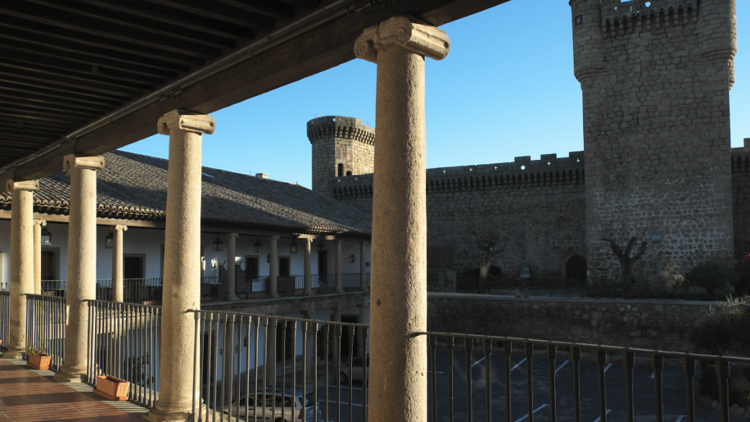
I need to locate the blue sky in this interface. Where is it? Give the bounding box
[121,1,750,189]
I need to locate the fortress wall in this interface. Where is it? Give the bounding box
[572,0,737,280]
[732,145,750,260]
[330,153,587,277]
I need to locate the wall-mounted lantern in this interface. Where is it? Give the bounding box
[41,228,52,247]
[104,232,113,249]
[253,240,263,254]
[349,255,355,263]
[213,237,223,252]
[290,241,298,254]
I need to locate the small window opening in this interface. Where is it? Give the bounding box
[338,163,344,177]
[346,171,352,176]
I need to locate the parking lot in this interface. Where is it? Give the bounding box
[318,348,723,422]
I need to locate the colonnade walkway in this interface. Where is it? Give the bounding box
[0,358,146,422]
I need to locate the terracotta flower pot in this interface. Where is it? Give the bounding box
[94,376,130,401]
[27,353,51,370]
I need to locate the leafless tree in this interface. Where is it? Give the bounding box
[473,230,507,293]
[602,235,648,299]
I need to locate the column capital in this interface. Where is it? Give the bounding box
[354,16,450,64]
[6,180,39,192]
[359,241,368,246]
[227,233,239,238]
[337,239,344,245]
[302,237,313,244]
[111,225,128,232]
[269,235,280,241]
[63,154,105,172]
[157,110,216,136]
[357,302,369,309]
[33,220,46,227]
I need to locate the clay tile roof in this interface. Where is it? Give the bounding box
[0,151,372,237]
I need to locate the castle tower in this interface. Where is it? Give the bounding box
[307,116,375,195]
[570,0,737,279]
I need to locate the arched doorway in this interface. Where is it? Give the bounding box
[566,255,587,281]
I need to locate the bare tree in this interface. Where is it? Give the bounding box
[473,230,506,294]
[602,236,648,299]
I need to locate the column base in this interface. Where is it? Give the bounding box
[52,370,87,383]
[336,288,345,294]
[227,295,239,301]
[144,402,196,422]
[304,290,313,296]
[270,293,280,298]
[3,348,25,360]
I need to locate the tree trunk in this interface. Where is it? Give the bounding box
[622,264,633,299]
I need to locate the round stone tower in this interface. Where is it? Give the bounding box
[307,116,375,195]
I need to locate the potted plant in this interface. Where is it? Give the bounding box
[94,375,130,401]
[27,347,51,370]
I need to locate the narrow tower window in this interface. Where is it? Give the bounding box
[338,163,344,177]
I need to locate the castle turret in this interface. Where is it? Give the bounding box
[307,116,375,195]
[570,0,604,84]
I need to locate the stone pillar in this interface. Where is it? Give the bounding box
[359,241,368,291]
[33,220,46,295]
[354,17,450,422]
[357,303,368,358]
[331,306,341,368]
[335,240,343,293]
[5,180,38,359]
[303,238,313,296]
[269,236,279,298]
[146,110,215,422]
[226,233,239,301]
[111,225,127,302]
[54,155,105,382]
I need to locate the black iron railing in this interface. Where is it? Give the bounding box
[85,299,162,408]
[0,291,9,348]
[190,310,370,422]
[25,294,66,371]
[420,331,750,422]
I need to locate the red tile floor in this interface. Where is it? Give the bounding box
[0,358,147,422]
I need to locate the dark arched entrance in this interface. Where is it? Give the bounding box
[566,255,587,281]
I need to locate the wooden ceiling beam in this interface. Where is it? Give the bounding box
[0,89,112,113]
[80,0,256,40]
[2,57,162,90]
[0,67,145,98]
[26,0,237,50]
[0,107,90,125]
[212,0,295,21]
[0,118,73,131]
[272,0,321,11]
[0,132,58,144]
[0,101,101,120]
[0,15,206,66]
[0,82,123,108]
[143,0,275,31]
[0,2,222,59]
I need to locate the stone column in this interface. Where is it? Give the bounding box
[111,225,127,302]
[303,238,313,296]
[146,110,215,422]
[226,233,239,301]
[359,241,368,291]
[264,317,277,384]
[33,220,46,295]
[357,303,368,357]
[301,309,315,379]
[269,236,279,298]
[354,17,450,422]
[331,306,341,368]
[335,240,343,293]
[54,155,105,383]
[5,180,38,359]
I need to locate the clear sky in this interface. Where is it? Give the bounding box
[121,1,750,189]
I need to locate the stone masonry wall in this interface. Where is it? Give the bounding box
[428,293,715,353]
[571,0,737,281]
[732,143,750,260]
[332,153,588,277]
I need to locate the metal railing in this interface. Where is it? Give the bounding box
[419,331,750,422]
[41,278,166,304]
[0,282,9,292]
[190,310,370,422]
[0,291,9,348]
[25,294,66,371]
[85,299,162,408]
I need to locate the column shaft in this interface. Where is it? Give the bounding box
[335,240,343,293]
[6,182,37,359]
[358,304,367,357]
[303,239,313,296]
[55,156,104,382]
[226,233,238,301]
[265,317,277,383]
[331,307,342,369]
[269,236,279,298]
[112,226,127,302]
[147,110,214,422]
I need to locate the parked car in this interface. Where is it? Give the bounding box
[339,355,369,384]
[225,387,318,422]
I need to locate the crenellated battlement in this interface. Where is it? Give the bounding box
[330,152,585,200]
[600,0,697,37]
[307,116,375,145]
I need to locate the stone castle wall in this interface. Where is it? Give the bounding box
[308,116,375,193]
[732,144,750,260]
[331,153,588,277]
[571,0,737,280]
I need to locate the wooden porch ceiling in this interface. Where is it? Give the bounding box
[0,0,508,187]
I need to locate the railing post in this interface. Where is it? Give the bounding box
[682,357,696,422]
[596,349,608,422]
[623,351,635,422]
[547,344,557,422]
[112,225,127,302]
[716,360,730,422]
